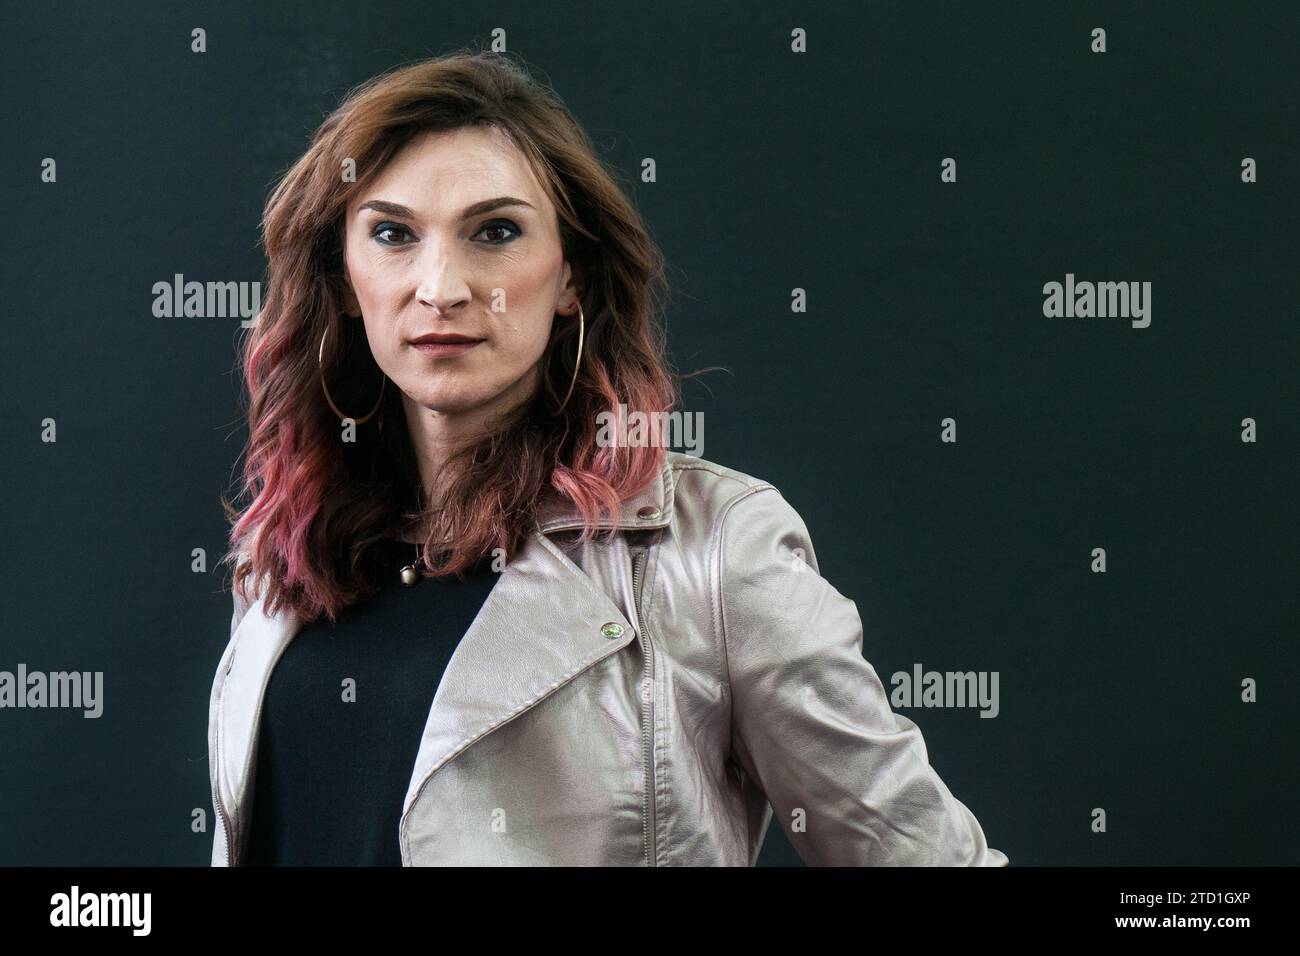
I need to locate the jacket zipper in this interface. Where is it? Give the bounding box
[213,782,234,865]
[212,710,235,864]
[630,546,656,866]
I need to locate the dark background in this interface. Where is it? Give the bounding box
[1,0,1296,866]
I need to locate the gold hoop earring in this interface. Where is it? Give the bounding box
[553,301,585,415]
[319,317,386,424]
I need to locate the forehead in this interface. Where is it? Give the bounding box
[350,125,551,217]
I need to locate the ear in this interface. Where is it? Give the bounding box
[340,263,362,318]
[558,261,583,315]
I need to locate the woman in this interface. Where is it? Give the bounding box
[209,50,1009,867]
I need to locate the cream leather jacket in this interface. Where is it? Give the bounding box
[209,450,1009,866]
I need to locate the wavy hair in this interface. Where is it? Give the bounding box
[221,49,698,624]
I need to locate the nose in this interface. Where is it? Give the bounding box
[414,245,472,316]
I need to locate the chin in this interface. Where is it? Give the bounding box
[403,386,496,416]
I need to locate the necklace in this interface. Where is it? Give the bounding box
[399,541,425,587]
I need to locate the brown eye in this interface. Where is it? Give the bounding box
[372,223,412,245]
[473,220,520,244]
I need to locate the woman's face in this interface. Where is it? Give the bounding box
[340,125,581,427]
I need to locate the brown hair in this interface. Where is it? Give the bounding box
[221,49,700,624]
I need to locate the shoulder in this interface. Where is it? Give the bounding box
[662,450,810,544]
[664,450,774,508]
[661,453,836,635]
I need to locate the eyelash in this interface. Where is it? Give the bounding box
[370,220,521,246]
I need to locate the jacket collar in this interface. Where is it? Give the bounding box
[216,451,675,861]
[533,452,675,533]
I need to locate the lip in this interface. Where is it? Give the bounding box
[407,332,486,357]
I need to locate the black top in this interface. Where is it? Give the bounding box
[244,539,500,866]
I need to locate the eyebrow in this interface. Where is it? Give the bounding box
[358,196,536,220]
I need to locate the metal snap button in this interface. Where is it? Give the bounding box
[600,622,625,638]
[636,506,660,520]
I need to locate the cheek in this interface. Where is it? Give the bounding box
[347,261,405,347]
[492,304,553,361]
[347,261,387,309]
[493,261,562,347]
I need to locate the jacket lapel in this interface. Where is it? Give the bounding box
[398,529,636,824]
[215,596,300,848]
[402,454,675,822]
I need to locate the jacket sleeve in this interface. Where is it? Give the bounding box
[717,485,1009,866]
[209,581,252,866]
